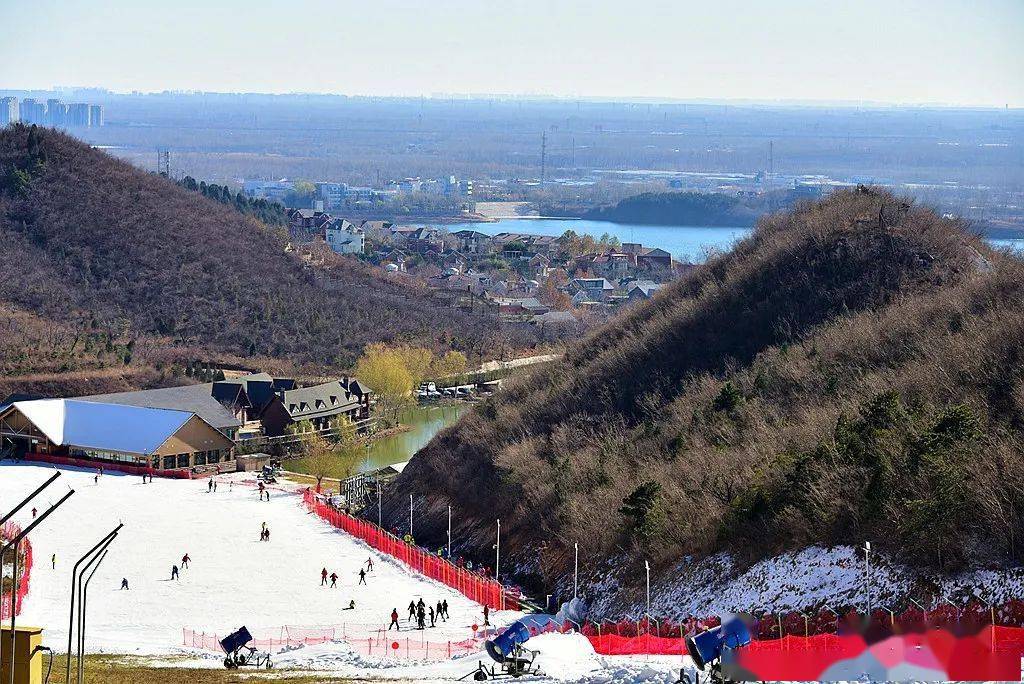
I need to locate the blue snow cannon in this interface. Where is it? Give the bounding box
[485,620,530,663]
[685,616,751,670]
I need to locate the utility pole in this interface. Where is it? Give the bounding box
[495,519,501,582]
[863,541,872,617]
[573,542,579,599]
[644,560,651,619]
[447,505,452,558]
[409,494,413,538]
[376,483,382,528]
[540,132,546,185]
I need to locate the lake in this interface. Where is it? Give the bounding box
[360,403,469,472]
[447,218,1024,260]
[446,218,751,262]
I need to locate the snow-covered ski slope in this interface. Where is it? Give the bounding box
[1,462,519,653]
[2,462,692,681]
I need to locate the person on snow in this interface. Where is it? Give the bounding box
[436,601,445,622]
[264,528,271,542]
[181,553,190,569]
[442,599,449,620]
[429,606,436,628]
[365,557,374,572]
[344,599,355,610]
[120,578,129,590]
[171,565,179,581]
[31,507,37,518]
[407,601,416,621]
[417,604,426,630]
[51,553,56,570]
[213,480,218,492]
[389,608,400,631]
[321,568,329,586]
[330,572,338,588]
[483,604,490,626]
[208,479,213,493]
[358,568,367,585]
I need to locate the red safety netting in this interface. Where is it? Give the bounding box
[0,521,32,620]
[303,489,519,611]
[182,626,479,662]
[22,452,196,479]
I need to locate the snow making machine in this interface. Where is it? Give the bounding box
[220,626,273,670]
[460,620,543,680]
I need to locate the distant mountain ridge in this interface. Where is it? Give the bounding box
[382,187,1024,612]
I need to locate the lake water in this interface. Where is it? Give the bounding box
[448,218,1023,260]
[360,403,469,472]
[447,218,751,262]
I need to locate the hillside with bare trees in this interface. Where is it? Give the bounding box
[383,187,1024,601]
[0,125,528,397]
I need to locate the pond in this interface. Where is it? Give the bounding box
[285,403,470,479]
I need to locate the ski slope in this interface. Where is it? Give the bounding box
[2,462,691,682]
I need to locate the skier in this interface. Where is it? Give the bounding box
[366,557,374,572]
[31,507,37,518]
[483,604,490,626]
[388,608,400,631]
[51,553,56,570]
[429,606,436,627]
[94,474,99,484]
[407,601,416,621]
[258,482,265,499]
[358,568,367,585]
[442,599,449,620]
[181,553,190,569]
[321,568,329,586]
[417,604,426,630]
[120,578,129,590]
[171,565,179,581]
[344,599,356,610]
[213,480,218,493]
[436,601,445,622]
[330,572,338,588]
[208,479,213,493]
[264,527,271,542]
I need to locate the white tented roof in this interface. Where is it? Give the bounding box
[11,399,194,455]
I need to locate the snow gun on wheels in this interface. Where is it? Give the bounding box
[461,620,542,681]
[678,615,751,684]
[220,626,272,670]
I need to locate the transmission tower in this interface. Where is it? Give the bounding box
[157,149,170,177]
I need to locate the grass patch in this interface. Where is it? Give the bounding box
[45,653,362,683]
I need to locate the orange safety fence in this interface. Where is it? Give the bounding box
[302,489,519,611]
[0,521,32,620]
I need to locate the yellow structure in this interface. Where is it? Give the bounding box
[0,626,43,684]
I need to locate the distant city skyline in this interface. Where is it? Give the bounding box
[2,0,1023,107]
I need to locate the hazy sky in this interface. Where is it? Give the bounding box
[3,0,1023,105]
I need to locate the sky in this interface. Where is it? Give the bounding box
[2,0,1023,106]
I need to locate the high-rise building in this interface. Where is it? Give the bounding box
[66,103,90,127]
[0,97,18,125]
[19,99,46,124]
[47,98,67,127]
[88,105,104,127]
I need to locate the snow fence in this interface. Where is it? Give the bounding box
[0,521,32,620]
[302,489,519,611]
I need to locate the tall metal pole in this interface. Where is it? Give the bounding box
[78,548,110,684]
[73,534,116,684]
[66,524,121,684]
[645,560,651,618]
[376,483,382,528]
[3,488,74,678]
[409,494,413,538]
[574,542,579,599]
[863,541,872,617]
[447,505,452,558]
[495,519,500,582]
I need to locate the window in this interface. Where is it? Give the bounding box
[195,451,207,466]
[163,455,176,470]
[177,453,189,468]
[151,456,160,470]
[208,451,220,464]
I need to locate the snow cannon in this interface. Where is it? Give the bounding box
[467,620,543,680]
[220,626,272,670]
[685,616,751,670]
[484,620,530,664]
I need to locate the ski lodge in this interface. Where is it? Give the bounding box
[0,398,235,472]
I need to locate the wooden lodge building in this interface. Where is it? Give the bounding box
[0,399,234,472]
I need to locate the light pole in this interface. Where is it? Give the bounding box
[495,519,501,582]
[447,505,452,559]
[573,542,579,599]
[644,560,651,619]
[409,494,413,538]
[376,482,382,528]
[862,541,872,617]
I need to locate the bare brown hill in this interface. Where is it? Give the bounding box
[0,125,528,396]
[382,187,1024,602]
